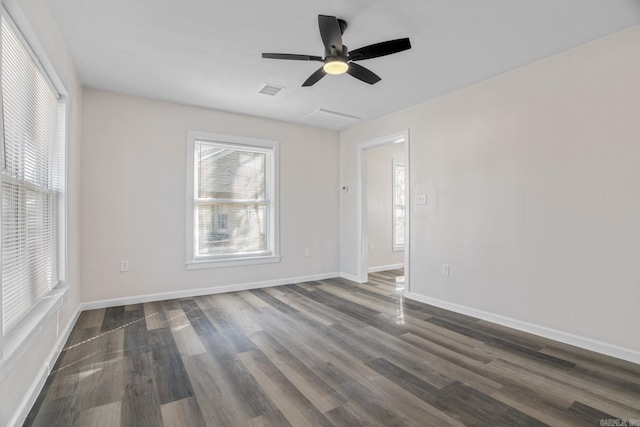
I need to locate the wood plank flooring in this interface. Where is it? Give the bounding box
[23,270,640,426]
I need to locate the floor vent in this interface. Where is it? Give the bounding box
[258,83,285,96]
[300,109,361,129]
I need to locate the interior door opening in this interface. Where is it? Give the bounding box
[357,130,410,293]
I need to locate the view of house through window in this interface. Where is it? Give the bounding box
[195,143,268,256]
[188,132,279,267]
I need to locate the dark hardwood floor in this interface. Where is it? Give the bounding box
[24,270,640,426]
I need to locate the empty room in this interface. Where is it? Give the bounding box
[1,0,639,426]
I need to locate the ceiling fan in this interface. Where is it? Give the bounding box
[262,15,411,87]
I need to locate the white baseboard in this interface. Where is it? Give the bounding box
[368,263,404,273]
[81,272,341,311]
[406,292,640,365]
[9,306,81,427]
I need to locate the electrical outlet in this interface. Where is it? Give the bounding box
[305,248,311,257]
[369,243,374,252]
[442,264,450,276]
[120,260,129,272]
[417,194,427,205]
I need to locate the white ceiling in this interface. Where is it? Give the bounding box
[49,0,640,131]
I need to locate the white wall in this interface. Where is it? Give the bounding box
[80,89,340,303]
[340,26,640,360]
[367,143,404,270]
[0,0,83,425]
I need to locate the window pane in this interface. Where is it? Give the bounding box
[2,19,61,188]
[393,162,405,248]
[395,165,405,205]
[197,203,267,256]
[395,207,405,246]
[196,144,266,200]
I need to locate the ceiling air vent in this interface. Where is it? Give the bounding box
[300,109,361,130]
[258,83,285,96]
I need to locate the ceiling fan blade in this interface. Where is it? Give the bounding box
[302,67,327,87]
[318,15,343,54]
[349,38,411,61]
[347,62,381,85]
[262,53,323,61]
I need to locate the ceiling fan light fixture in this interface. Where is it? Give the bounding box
[323,59,348,75]
[262,15,411,86]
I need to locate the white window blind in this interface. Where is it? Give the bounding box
[194,140,271,258]
[1,16,65,335]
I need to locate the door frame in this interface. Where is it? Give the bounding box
[356,129,410,292]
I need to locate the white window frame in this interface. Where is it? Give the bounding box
[0,3,69,380]
[392,159,405,251]
[186,131,280,269]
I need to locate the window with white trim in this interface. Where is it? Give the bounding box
[392,160,405,251]
[187,131,279,269]
[1,12,66,337]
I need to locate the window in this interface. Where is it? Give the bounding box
[187,131,279,269]
[392,160,405,251]
[1,12,66,339]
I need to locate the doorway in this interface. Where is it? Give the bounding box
[357,130,410,292]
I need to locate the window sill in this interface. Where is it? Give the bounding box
[186,255,281,270]
[392,246,405,252]
[0,284,68,382]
